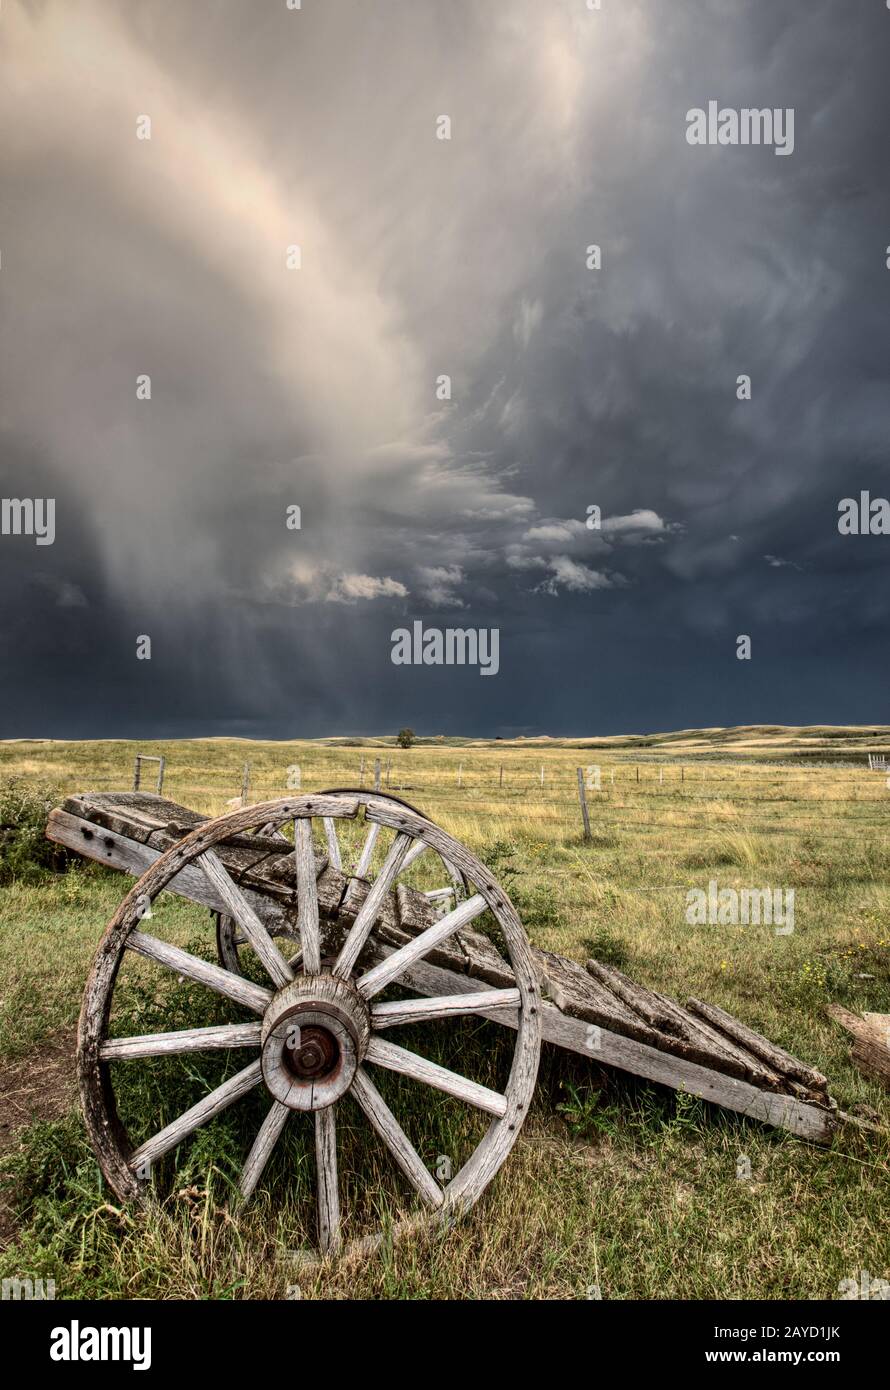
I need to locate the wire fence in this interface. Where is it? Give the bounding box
[24,747,887,850]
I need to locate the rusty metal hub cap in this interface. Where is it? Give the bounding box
[260,975,370,1111]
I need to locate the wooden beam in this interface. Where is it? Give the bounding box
[827,1004,890,1090]
[45,808,295,935]
[376,949,837,1143]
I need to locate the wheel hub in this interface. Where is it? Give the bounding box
[282,1024,339,1081]
[260,974,370,1111]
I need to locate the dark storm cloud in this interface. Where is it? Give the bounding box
[1,0,888,737]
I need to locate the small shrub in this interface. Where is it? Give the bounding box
[483,839,521,893]
[556,1081,618,1139]
[513,881,564,935]
[582,926,632,970]
[0,777,67,884]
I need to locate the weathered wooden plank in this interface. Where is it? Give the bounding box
[62,793,202,845]
[650,990,792,1088]
[47,809,303,941]
[395,881,438,934]
[586,958,689,1036]
[689,998,830,1094]
[827,1004,890,1090]
[535,948,664,1047]
[378,949,836,1143]
[453,926,516,988]
[583,957,789,1087]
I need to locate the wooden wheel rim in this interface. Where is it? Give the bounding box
[78,792,541,1255]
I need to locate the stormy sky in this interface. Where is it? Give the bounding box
[1,0,888,739]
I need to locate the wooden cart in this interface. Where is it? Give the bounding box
[47,789,838,1262]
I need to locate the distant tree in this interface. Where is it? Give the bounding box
[396,728,415,749]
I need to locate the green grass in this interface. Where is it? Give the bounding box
[0,732,888,1299]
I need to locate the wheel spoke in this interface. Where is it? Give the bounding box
[126,931,272,1014]
[365,1037,507,1118]
[334,832,413,979]
[444,859,466,901]
[129,1059,263,1171]
[350,1067,443,1208]
[400,839,428,872]
[315,1106,341,1255]
[371,989,520,1030]
[354,820,380,878]
[239,1100,290,1201]
[101,1022,261,1060]
[357,893,488,999]
[256,822,290,842]
[294,818,321,973]
[199,850,294,988]
[322,817,342,871]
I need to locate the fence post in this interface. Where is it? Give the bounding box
[385,759,391,787]
[636,766,640,783]
[577,768,592,842]
[540,765,544,788]
[359,756,365,787]
[133,756,141,792]
[681,766,684,784]
[457,763,463,788]
[241,763,251,804]
[499,764,504,788]
[374,758,382,791]
[156,756,165,794]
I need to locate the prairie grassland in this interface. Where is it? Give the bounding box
[0,732,888,1300]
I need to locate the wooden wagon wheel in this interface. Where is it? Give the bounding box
[214,789,469,976]
[79,792,541,1259]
